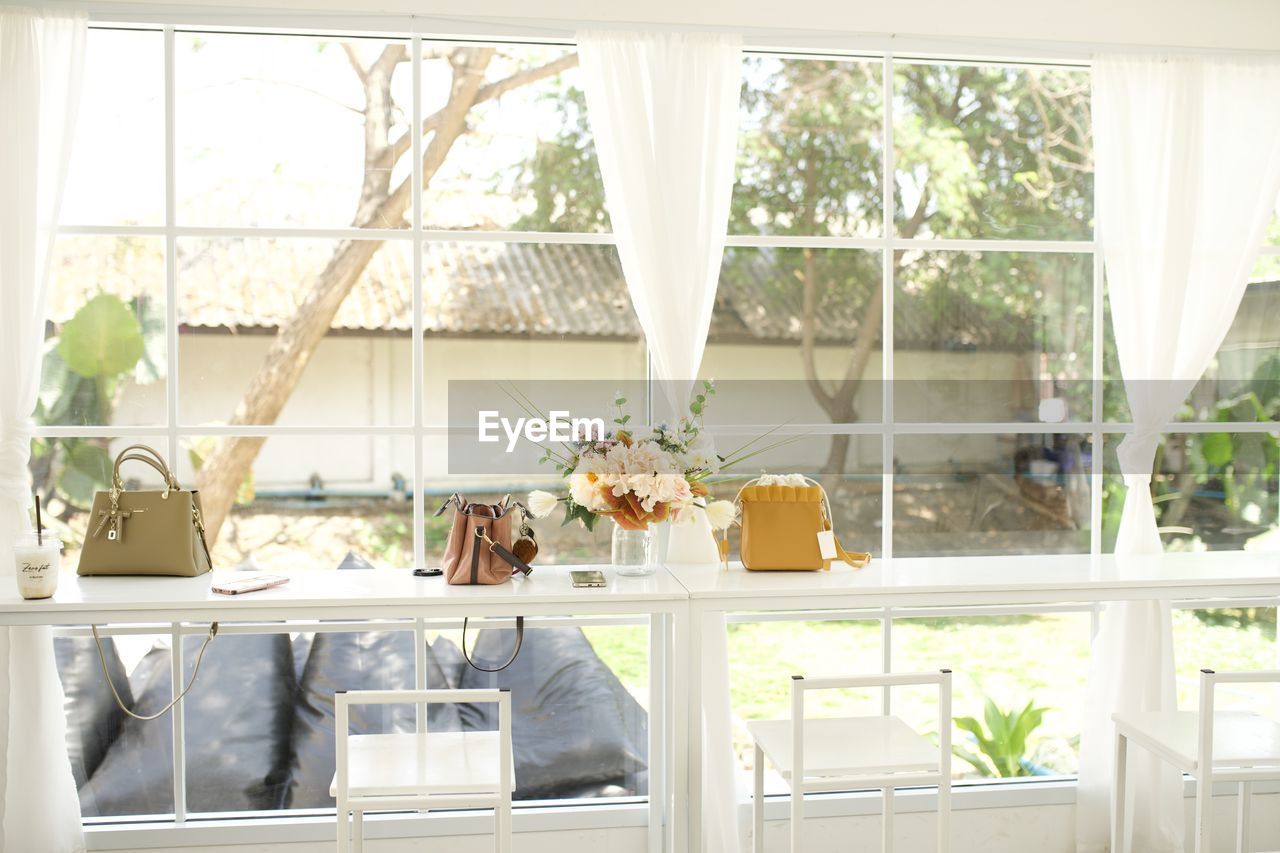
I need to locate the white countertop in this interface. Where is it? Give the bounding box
[0,565,688,626]
[666,550,1280,608]
[2,551,1276,625]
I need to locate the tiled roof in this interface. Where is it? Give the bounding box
[48,239,1280,350]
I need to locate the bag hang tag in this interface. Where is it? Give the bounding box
[817,529,837,560]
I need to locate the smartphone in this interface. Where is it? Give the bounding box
[212,574,290,596]
[571,570,607,588]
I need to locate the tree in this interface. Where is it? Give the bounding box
[195,44,578,541]
[518,60,1092,479]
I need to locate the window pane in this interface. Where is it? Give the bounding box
[705,247,884,423]
[63,29,164,226]
[895,252,1092,422]
[29,434,173,572]
[894,433,1092,556]
[1105,258,1280,425]
[41,237,167,427]
[729,617,883,787]
[1102,432,1280,552]
[894,62,1092,240]
[731,56,883,237]
[421,46,608,232]
[422,242,646,426]
[177,237,412,426]
[176,34,410,228]
[179,435,413,571]
[1183,259,1280,422]
[1174,607,1278,715]
[893,613,1091,779]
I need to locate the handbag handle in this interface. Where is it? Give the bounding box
[461,616,524,673]
[91,622,219,721]
[112,444,180,494]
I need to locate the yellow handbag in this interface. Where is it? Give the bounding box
[724,475,871,571]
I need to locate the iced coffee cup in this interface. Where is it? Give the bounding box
[14,534,61,600]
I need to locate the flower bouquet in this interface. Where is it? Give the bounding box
[522,381,791,570]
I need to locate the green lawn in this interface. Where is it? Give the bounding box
[586,608,1278,779]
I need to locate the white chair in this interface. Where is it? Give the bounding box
[331,688,513,853]
[1112,669,1280,853]
[749,669,953,852]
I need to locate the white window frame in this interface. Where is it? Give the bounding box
[41,6,1280,846]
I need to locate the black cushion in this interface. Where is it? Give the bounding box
[459,627,647,799]
[286,630,460,809]
[431,635,466,689]
[78,632,296,816]
[55,636,130,790]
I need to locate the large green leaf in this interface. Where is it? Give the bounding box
[1200,432,1234,468]
[57,293,145,379]
[56,442,113,508]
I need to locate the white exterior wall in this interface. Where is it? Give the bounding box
[107,335,1027,488]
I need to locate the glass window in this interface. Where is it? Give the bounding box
[40,237,167,427]
[176,34,410,229]
[893,613,1091,779]
[894,251,1093,422]
[62,29,164,227]
[894,62,1093,241]
[176,237,413,427]
[421,46,608,232]
[1103,431,1280,552]
[894,432,1092,556]
[732,56,884,237]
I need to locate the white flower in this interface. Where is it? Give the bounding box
[569,456,611,512]
[703,499,737,530]
[527,490,559,519]
[680,433,720,475]
[603,440,677,477]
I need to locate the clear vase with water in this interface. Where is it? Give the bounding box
[611,525,656,576]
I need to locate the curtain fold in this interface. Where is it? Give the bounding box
[576,30,743,853]
[1077,54,1280,853]
[0,7,88,851]
[576,29,742,416]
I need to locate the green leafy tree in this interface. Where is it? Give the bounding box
[519,58,1093,475]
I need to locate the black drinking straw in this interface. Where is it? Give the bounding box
[35,495,43,547]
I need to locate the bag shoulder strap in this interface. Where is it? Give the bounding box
[92,623,218,721]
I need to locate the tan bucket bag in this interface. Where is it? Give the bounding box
[727,475,871,571]
[435,494,536,673]
[78,444,213,577]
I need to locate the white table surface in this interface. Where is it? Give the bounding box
[667,550,1280,609]
[0,564,690,626]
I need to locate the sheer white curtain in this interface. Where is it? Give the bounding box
[576,29,742,415]
[0,6,88,851]
[576,30,743,853]
[1077,54,1280,853]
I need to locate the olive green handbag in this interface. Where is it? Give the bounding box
[77,444,214,577]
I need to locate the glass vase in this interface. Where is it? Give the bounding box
[611,525,656,576]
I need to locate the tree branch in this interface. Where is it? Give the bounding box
[383,52,579,173]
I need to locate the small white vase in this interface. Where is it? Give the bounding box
[665,509,721,564]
